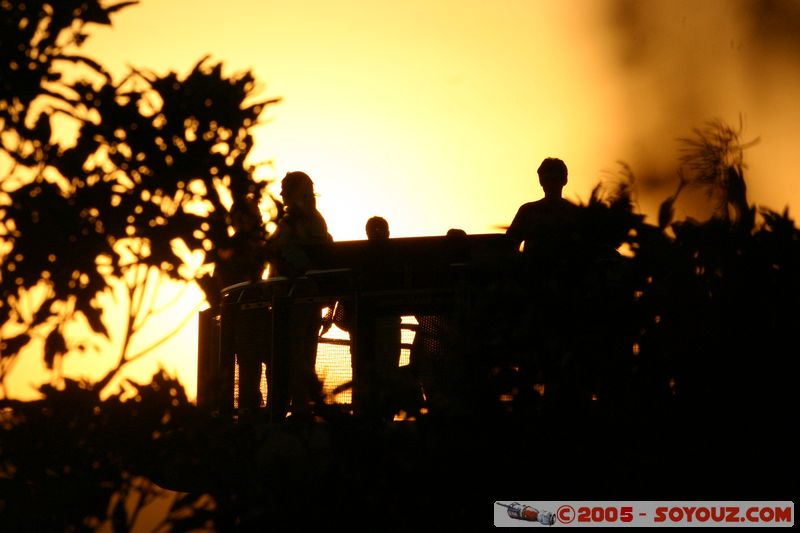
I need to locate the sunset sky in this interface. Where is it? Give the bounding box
[6,0,800,399]
[80,0,800,235]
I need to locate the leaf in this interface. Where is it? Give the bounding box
[79,1,114,26]
[165,509,216,532]
[112,496,130,533]
[79,302,109,338]
[31,113,52,145]
[0,333,32,359]
[32,296,58,327]
[53,54,110,79]
[170,490,207,510]
[658,196,675,230]
[44,329,67,370]
[106,1,141,17]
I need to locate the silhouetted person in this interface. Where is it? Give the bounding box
[365,215,390,241]
[320,215,403,416]
[357,216,406,417]
[269,171,333,278]
[408,229,471,415]
[268,171,332,419]
[214,196,270,412]
[507,157,582,257]
[507,159,598,413]
[215,197,268,290]
[446,228,467,239]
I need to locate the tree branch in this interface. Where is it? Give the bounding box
[124,300,204,363]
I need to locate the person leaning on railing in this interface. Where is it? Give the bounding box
[266,171,333,419]
[213,196,271,412]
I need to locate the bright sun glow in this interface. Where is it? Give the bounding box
[5,0,800,400]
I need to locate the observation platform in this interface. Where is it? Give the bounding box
[197,233,516,419]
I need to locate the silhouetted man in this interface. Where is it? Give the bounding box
[507,158,581,257]
[507,158,596,414]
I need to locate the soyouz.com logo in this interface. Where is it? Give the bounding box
[494,501,794,527]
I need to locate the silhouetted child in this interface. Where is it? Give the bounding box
[323,215,403,417]
[365,215,390,241]
[408,228,470,415]
[358,216,406,416]
[215,197,268,289]
[214,196,270,412]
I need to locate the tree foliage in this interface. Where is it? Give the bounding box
[0,0,279,393]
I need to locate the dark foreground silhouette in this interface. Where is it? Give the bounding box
[2,182,797,529]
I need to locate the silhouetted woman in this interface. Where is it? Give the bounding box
[268,171,332,418]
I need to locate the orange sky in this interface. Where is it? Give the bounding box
[6,0,800,400]
[78,0,629,238]
[76,0,800,234]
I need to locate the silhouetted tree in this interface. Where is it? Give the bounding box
[0,1,279,395]
[0,2,283,529]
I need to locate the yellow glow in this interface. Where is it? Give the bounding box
[5,0,800,400]
[77,0,630,239]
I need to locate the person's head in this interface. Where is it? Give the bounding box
[229,195,262,232]
[281,171,316,214]
[537,158,568,198]
[365,216,390,240]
